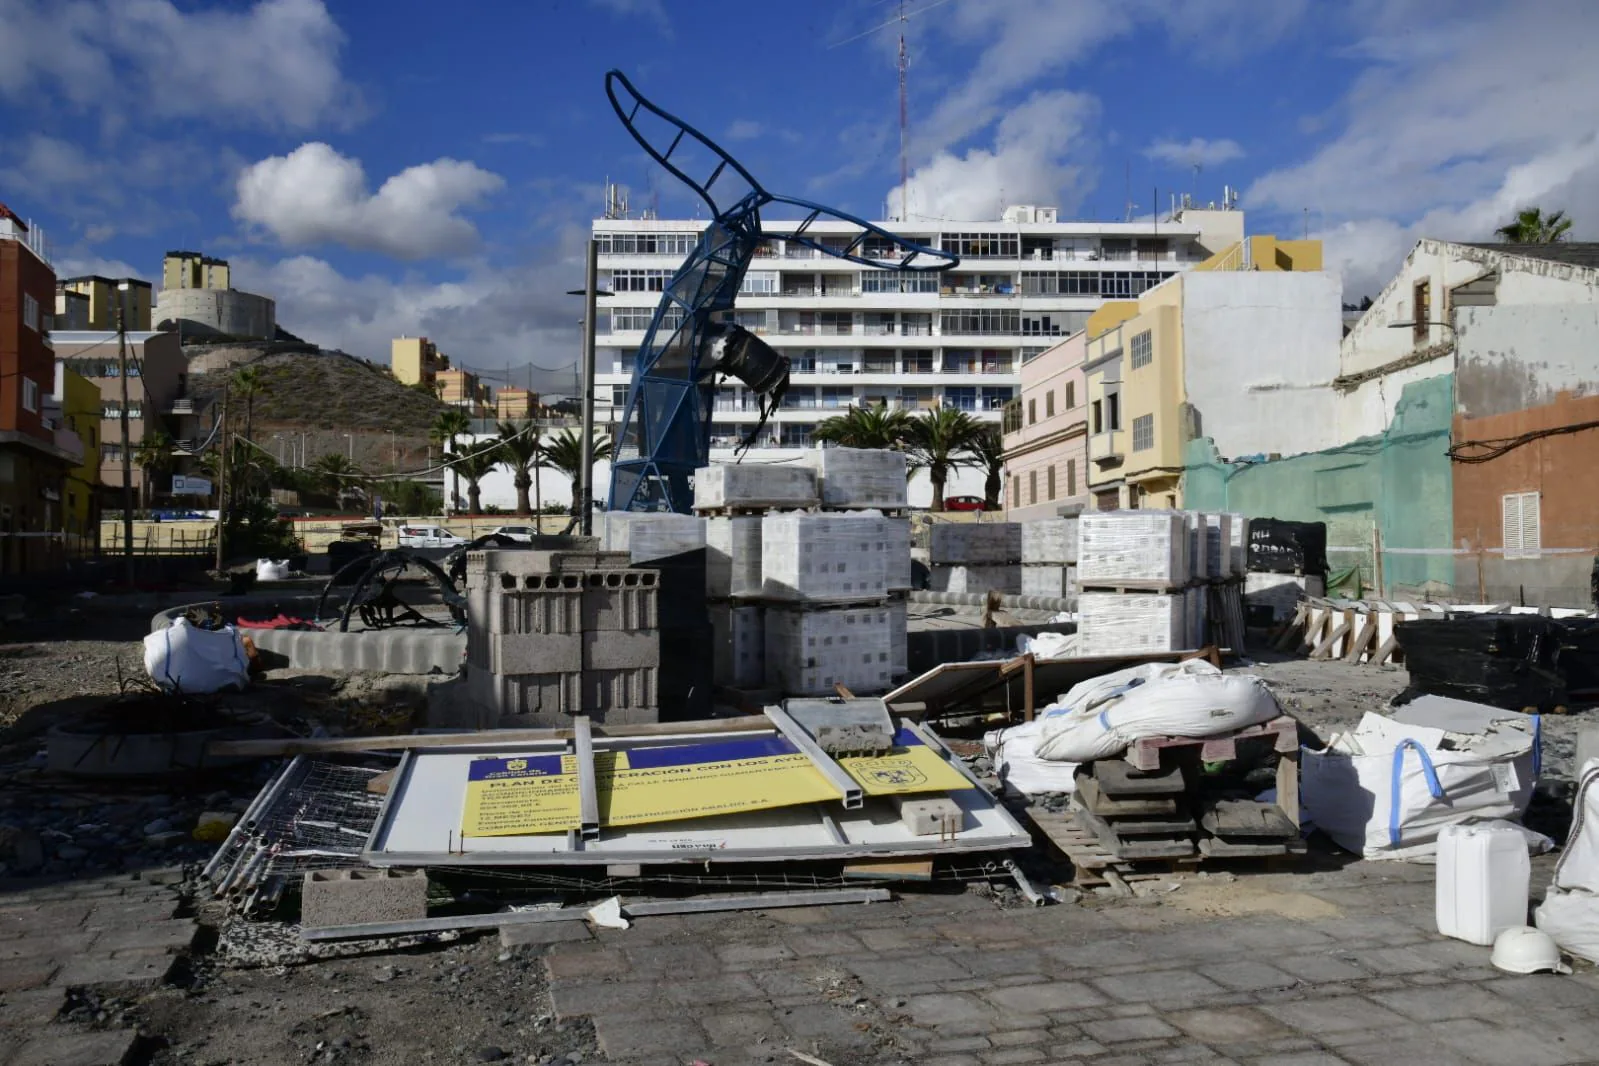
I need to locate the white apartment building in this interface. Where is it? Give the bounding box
[586,202,1245,507]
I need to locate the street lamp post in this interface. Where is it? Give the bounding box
[115,286,133,586]
[566,240,614,536]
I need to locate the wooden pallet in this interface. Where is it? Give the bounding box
[1021,806,1199,895]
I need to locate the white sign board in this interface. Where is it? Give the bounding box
[171,475,213,496]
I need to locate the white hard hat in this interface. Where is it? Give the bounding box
[1491,926,1572,975]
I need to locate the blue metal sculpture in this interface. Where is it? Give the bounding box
[603,70,959,513]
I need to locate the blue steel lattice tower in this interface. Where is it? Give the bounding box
[603,70,959,513]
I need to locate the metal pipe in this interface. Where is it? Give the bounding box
[908,590,1076,613]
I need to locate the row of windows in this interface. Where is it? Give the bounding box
[101,403,144,419]
[1025,381,1079,426]
[608,269,674,292]
[595,232,698,256]
[65,360,142,378]
[606,307,684,332]
[860,270,941,294]
[604,267,1176,300]
[21,293,40,332]
[1014,459,1079,507]
[944,233,1021,258]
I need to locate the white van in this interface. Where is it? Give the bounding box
[397,525,467,549]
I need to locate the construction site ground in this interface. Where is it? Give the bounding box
[3,601,1598,1065]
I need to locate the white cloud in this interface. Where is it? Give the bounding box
[0,0,357,130]
[55,255,148,282]
[1145,137,1244,169]
[889,90,1099,222]
[233,143,505,260]
[725,120,764,141]
[1248,0,1599,293]
[589,0,671,38]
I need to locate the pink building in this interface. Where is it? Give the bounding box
[1001,332,1088,520]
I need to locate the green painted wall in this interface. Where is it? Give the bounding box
[1183,374,1455,596]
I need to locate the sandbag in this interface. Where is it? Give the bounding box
[1536,757,1599,963]
[1031,659,1282,763]
[255,558,292,581]
[143,617,251,694]
[984,719,1078,796]
[1301,711,1537,861]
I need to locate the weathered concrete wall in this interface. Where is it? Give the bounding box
[1181,271,1343,458]
[155,288,275,341]
[1455,304,1599,418]
[1452,391,1599,607]
[1185,374,1456,597]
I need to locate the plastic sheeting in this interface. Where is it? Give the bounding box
[694,463,819,511]
[705,516,762,599]
[1537,758,1599,963]
[1021,564,1076,599]
[255,559,291,581]
[1031,659,1281,763]
[985,719,1078,796]
[1302,711,1538,861]
[762,512,891,603]
[1077,511,1189,588]
[1396,614,1573,712]
[764,604,895,696]
[930,523,1022,566]
[1246,518,1328,576]
[1076,591,1193,656]
[808,446,908,509]
[1186,513,1211,582]
[929,565,1022,596]
[143,617,251,694]
[1018,631,1077,658]
[1021,519,1078,565]
[603,513,706,564]
[1203,514,1235,579]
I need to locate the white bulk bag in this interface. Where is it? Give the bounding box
[255,558,291,581]
[1301,711,1538,861]
[1536,758,1599,963]
[1031,659,1282,763]
[143,617,251,694]
[985,719,1079,796]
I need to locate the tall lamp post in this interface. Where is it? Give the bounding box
[566,239,613,536]
[115,283,133,586]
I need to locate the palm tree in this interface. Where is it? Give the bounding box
[814,402,913,450]
[448,442,500,515]
[968,425,1006,511]
[429,408,472,513]
[544,428,613,514]
[133,429,176,510]
[907,407,985,512]
[310,452,360,505]
[1496,207,1573,243]
[231,365,265,446]
[494,419,544,517]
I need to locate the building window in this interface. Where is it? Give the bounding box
[22,293,40,332]
[610,306,682,332]
[1028,469,1037,505]
[740,271,778,295]
[1413,280,1431,343]
[1067,458,1076,496]
[611,385,630,407]
[1092,400,1102,434]
[861,270,938,294]
[1027,398,1036,425]
[1065,381,1076,408]
[1107,393,1121,431]
[1130,329,1153,369]
[943,232,1019,258]
[1047,464,1056,501]
[596,232,698,255]
[1502,491,1541,558]
[102,443,122,462]
[126,403,142,420]
[1012,474,1021,505]
[1132,414,1154,451]
[609,269,673,292]
[940,308,1020,336]
[21,378,38,412]
[731,310,769,332]
[944,387,976,411]
[1045,390,1055,418]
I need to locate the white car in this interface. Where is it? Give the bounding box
[489,524,538,543]
[397,525,467,549]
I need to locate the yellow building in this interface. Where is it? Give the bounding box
[392,336,448,388]
[54,364,102,548]
[1083,236,1331,510]
[60,275,152,331]
[162,250,231,290]
[496,388,538,420]
[437,367,492,412]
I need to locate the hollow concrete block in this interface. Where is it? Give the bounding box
[301,868,427,929]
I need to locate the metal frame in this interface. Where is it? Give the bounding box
[602,70,959,513]
[573,716,600,839]
[763,705,864,810]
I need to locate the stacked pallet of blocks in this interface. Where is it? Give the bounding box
[928,521,1023,594]
[1020,518,1078,600]
[464,548,661,728]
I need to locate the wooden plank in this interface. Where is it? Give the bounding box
[842,859,934,882]
[1199,800,1297,838]
[1275,749,1301,828]
[1073,804,1196,860]
[1370,636,1399,666]
[208,715,775,756]
[1343,618,1377,663]
[1092,761,1185,797]
[1310,619,1350,660]
[1076,776,1178,817]
[365,769,395,795]
[1198,837,1293,858]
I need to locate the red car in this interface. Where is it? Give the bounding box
[944,495,989,512]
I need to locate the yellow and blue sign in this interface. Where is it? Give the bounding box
[461,727,971,838]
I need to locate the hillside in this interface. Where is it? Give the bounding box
[195,350,448,435]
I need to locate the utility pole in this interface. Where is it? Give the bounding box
[578,238,599,535]
[214,388,227,572]
[116,299,133,586]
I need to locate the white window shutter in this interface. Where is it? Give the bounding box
[1521,493,1541,556]
[1502,494,1523,558]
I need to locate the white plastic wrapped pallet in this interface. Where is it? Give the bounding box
[693,463,819,511]
[1021,519,1078,564]
[1185,513,1211,582]
[1228,513,1247,574]
[1204,513,1234,578]
[1077,511,1189,587]
[929,565,1022,595]
[709,603,765,687]
[1536,758,1599,962]
[705,515,762,598]
[808,446,908,509]
[887,596,907,676]
[761,511,889,603]
[1301,710,1538,861]
[1021,564,1075,599]
[1076,591,1188,656]
[764,604,894,696]
[930,522,1022,565]
[1244,572,1325,622]
[883,516,912,591]
[1031,659,1281,763]
[602,512,706,564]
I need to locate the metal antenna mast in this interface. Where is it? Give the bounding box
[898,0,909,220]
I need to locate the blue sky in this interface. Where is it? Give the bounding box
[3,0,1595,394]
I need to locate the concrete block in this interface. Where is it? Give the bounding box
[930,522,1022,565]
[1244,572,1325,622]
[581,666,659,712]
[929,564,1022,595]
[705,515,762,598]
[888,597,907,677]
[808,446,908,509]
[602,512,705,563]
[1186,512,1212,581]
[1021,518,1078,564]
[248,628,465,675]
[1077,591,1188,655]
[486,632,582,674]
[581,569,660,630]
[1078,511,1189,588]
[469,578,583,633]
[765,604,894,697]
[499,921,592,952]
[710,603,765,687]
[884,516,912,590]
[784,697,895,753]
[464,546,621,580]
[1020,563,1075,599]
[761,512,890,603]
[582,629,660,670]
[301,868,428,929]
[694,462,819,510]
[893,795,966,836]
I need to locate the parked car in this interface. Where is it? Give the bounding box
[944,495,989,512]
[489,524,538,543]
[397,525,467,548]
